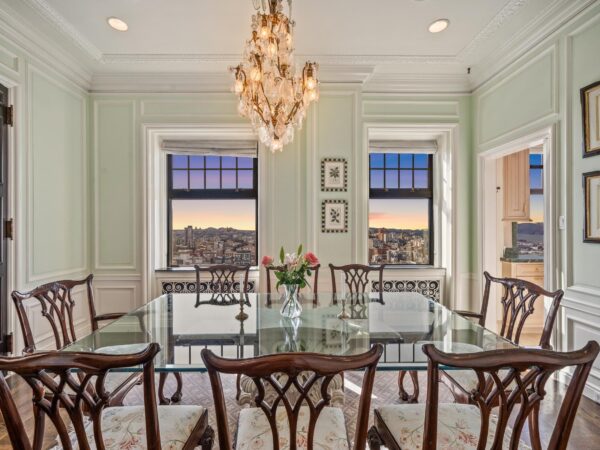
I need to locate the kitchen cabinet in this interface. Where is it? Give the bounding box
[502,149,530,221]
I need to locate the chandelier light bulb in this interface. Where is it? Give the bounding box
[250,67,262,82]
[306,76,317,90]
[268,42,278,57]
[260,17,270,39]
[234,79,245,94]
[308,89,318,102]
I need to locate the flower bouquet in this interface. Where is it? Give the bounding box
[262,244,319,318]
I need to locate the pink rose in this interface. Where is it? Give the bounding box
[261,255,274,266]
[304,252,319,265]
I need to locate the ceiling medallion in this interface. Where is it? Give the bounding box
[231,0,319,153]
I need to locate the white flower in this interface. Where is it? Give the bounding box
[284,252,298,266]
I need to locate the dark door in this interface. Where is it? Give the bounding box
[0,84,9,354]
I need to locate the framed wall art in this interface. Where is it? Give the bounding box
[321,158,347,191]
[583,171,600,243]
[321,199,348,233]
[581,80,600,158]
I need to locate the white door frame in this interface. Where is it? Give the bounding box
[476,125,558,329]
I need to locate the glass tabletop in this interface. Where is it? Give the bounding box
[62,292,517,372]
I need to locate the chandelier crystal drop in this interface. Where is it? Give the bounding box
[231,0,319,153]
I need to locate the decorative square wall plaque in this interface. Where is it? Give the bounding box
[581,80,600,158]
[321,158,347,191]
[583,171,600,243]
[321,200,348,233]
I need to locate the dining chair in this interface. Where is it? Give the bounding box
[369,341,599,450]
[202,344,383,450]
[265,263,321,295]
[0,343,214,450]
[11,274,141,407]
[440,271,564,404]
[329,263,385,297]
[158,264,251,404]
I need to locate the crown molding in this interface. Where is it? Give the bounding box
[457,0,527,62]
[90,72,232,93]
[470,0,596,90]
[21,0,102,61]
[364,73,471,94]
[0,5,92,90]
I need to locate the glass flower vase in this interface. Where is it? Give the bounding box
[280,284,302,319]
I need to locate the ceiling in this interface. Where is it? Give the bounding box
[7,0,594,91]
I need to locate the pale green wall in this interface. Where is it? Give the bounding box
[90,88,474,305]
[472,3,600,293]
[0,30,89,290]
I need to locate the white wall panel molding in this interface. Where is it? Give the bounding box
[475,45,558,148]
[0,43,19,77]
[26,64,88,284]
[93,99,138,271]
[93,283,141,315]
[362,98,460,120]
[364,74,470,95]
[140,96,240,119]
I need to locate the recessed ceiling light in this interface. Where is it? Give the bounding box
[428,19,449,33]
[107,17,128,32]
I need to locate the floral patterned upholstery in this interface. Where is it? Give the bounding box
[53,405,205,449]
[376,403,531,450]
[236,406,349,450]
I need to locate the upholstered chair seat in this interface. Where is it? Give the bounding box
[236,406,349,450]
[374,403,531,450]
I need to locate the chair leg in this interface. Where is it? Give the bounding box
[158,372,184,405]
[200,426,215,450]
[368,426,382,450]
[398,370,419,403]
[528,401,543,450]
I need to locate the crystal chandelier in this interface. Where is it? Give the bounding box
[232,0,319,153]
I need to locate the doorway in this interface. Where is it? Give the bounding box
[478,127,557,345]
[0,83,8,354]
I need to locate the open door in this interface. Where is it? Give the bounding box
[0,83,10,354]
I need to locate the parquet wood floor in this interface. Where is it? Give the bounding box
[1,371,599,449]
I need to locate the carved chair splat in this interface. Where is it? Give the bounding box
[0,344,214,450]
[203,345,383,450]
[369,342,599,450]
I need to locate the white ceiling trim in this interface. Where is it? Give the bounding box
[0,5,92,90]
[470,0,597,89]
[363,73,471,94]
[22,0,102,61]
[456,0,527,62]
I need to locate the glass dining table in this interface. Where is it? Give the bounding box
[63,292,517,372]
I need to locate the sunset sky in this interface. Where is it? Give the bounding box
[531,194,544,223]
[172,200,256,230]
[369,199,429,230]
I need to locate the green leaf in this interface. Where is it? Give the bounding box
[297,244,303,256]
[279,246,285,263]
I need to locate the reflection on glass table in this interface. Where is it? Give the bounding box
[62,292,517,372]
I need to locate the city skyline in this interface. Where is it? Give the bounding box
[172,199,256,230]
[369,199,429,230]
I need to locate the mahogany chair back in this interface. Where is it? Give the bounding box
[0,343,161,450]
[11,275,98,354]
[265,264,321,295]
[194,264,250,294]
[202,344,383,450]
[422,341,599,450]
[480,271,563,348]
[329,264,384,296]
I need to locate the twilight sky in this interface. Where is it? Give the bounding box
[369,199,429,229]
[172,200,256,230]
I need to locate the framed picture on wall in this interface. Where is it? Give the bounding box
[583,171,600,243]
[321,200,348,233]
[321,158,348,191]
[581,80,600,158]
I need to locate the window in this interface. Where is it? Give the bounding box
[516,153,543,257]
[167,154,258,267]
[368,152,433,265]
